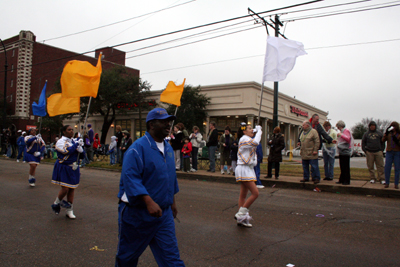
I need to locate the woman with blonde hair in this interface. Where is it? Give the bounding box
[336,120,353,185]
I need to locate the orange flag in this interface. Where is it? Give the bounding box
[47,93,80,117]
[160,79,186,107]
[61,55,102,98]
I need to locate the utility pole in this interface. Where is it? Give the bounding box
[272,15,283,129]
[248,9,285,129]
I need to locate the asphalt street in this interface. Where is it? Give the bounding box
[1,160,399,267]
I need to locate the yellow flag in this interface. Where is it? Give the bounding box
[47,93,80,117]
[160,79,186,107]
[61,55,102,98]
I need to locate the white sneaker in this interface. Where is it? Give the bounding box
[66,210,76,219]
[22,161,26,163]
[370,179,376,184]
[16,159,19,162]
[221,170,225,174]
[227,171,231,175]
[256,185,265,189]
[190,168,197,172]
[381,180,386,185]
[237,212,253,228]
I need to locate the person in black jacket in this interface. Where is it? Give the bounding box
[115,125,123,164]
[120,130,132,166]
[206,122,218,172]
[265,127,285,179]
[170,125,184,170]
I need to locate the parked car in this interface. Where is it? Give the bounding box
[286,147,301,157]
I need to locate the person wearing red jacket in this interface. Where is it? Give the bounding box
[181,137,192,173]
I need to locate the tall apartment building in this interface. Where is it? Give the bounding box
[0,30,139,131]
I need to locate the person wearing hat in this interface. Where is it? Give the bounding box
[115,107,185,266]
[120,130,132,166]
[17,130,26,162]
[25,128,45,187]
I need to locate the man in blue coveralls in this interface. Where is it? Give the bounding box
[115,108,185,267]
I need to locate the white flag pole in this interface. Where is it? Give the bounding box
[257,82,265,125]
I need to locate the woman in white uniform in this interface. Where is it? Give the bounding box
[24,128,45,187]
[51,125,85,219]
[234,123,262,228]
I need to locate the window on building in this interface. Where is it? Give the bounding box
[114,119,131,134]
[10,79,13,87]
[11,64,13,72]
[12,49,15,57]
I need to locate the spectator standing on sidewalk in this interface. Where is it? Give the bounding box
[219,126,234,174]
[17,130,26,162]
[322,121,337,181]
[230,139,238,176]
[265,126,285,180]
[181,137,192,172]
[170,125,183,171]
[382,121,400,189]
[115,125,123,164]
[120,131,132,166]
[109,136,117,166]
[309,114,334,149]
[206,122,218,173]
[189,126,202,172]
[299,121,320,184]
[336,120,353,186]
[362,121,385,184]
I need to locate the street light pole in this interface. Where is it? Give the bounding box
[0,39,8,150]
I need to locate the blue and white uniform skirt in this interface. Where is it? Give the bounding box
[51,161,80,188]
[235,164,257,182]
[25,153,41,164]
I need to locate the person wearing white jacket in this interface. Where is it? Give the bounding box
[234,124,262,228]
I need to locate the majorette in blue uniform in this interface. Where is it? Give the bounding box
[24,134,45,164]
[51,136,84,189]
[24,130,45,187]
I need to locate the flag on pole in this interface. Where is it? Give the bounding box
[61,54,102,98]
[47,93,80,117]
[262,36,307,82]
[32,81,47,117]
[160,79,186,107]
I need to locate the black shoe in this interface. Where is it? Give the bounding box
[265,176,272,179]
[335,181,342,184]
[300,179,309,183]
[275,176,279,180]
[211,170,215,173]
[323,177,329,180]
[207,169,211,172]
[342,182,350,185]
[314,180,320,184]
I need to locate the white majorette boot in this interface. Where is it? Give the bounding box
[235,207,253,228]
[28,175,36,187]
[66,204,76,219]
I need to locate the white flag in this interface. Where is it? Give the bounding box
[262,36,307,82]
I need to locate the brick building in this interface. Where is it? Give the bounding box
[0,30,139,131]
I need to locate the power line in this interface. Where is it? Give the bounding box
[0,0,321,73]
[38,0,196,43]
[141,37,400,75]
[126,24,261,59]
[282,1,400,22]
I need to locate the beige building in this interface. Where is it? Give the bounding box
[64,81,328,153]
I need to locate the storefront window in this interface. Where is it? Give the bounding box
[135,119,146,139]
[114,119,131,134]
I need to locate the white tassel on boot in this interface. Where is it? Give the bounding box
[235,207,253,228]
[66,204,76,219]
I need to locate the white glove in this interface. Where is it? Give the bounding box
[36,134,41,139]
[78,139,84,146]
[76,146,83,153]
[34,151,41,157]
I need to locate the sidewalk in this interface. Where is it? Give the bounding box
[176,169,400,198]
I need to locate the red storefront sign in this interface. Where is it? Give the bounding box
[26,125,37,130]
[290,106,308,117]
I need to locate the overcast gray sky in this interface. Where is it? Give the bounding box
[3,0,400,128]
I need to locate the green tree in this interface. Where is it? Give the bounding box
[78,66,151,144]
[35,116,63,143]
[165,85,210,133]
[351,117,391,139]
